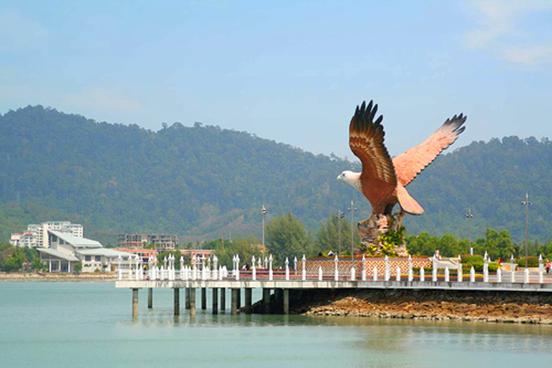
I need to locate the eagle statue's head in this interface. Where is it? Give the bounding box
[337,170,362,192]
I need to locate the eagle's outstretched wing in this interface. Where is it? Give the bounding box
[349,100,397,187]
[393,114,466,186]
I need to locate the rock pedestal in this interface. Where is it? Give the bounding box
[357,211,408,256]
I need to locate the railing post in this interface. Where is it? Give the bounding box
[539,254,544,284]
[334,255,339,281]
[470,266,475,283]
[351,266,356,281]
[252,256,257,281]
[408,255,413,282]
[497,267,502,283]
[118,255,123,280]
[431,257,437,282]
[444,266,449,282]
[420,267,425,282]
[212,255,218,280]
[269,254,274,281]
[510,255,516,283]
[294,256,298,275]
[285,257,290,281]
[384,256,390,281]
[301,255,306,281]
[457,256,463,282]
[318,265,323,281]
[524,268,530,284]
[235,255,240,281]
[395,266,400,281]
[483,252,489,283]
[361,255,366,281]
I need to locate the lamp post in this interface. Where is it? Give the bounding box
[261,204,268,248]
[348,199,357,261]
[465,208,474,255]
[337,210,344,255]
[521,193,532,269]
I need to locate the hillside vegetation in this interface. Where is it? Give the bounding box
[0,106,550,244]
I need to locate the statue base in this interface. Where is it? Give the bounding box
[357,212,409,256]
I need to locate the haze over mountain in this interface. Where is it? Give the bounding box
[0,106,550,244]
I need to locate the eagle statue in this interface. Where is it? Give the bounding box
[337,100,466,253]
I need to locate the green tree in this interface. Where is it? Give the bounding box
[266,214,314,260]
[316,214,358,255]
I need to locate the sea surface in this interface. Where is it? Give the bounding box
[1,282,551,368]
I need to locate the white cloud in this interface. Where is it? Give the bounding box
[502,45,552,65]
[465,0,552,65]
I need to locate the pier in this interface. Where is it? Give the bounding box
[116,253,552,319]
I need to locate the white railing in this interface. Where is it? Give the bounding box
[116,252,551,286]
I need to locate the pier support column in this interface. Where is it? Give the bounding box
[212,288,218,314]
[173,288,180,316]
[262,288,271,314]
[237,288,241,309]
[185,288,190,309]
[220,288,226,312]
[201,288,207,310]
[132,288,139,320]
[244,288,252,313]
[189,288,196,317]
[283,289,289,315]
[147,288,153,309]
[231,288,239,315]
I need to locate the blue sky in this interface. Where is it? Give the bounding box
[1,0,551,158]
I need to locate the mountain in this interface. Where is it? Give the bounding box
[0,106,550,244]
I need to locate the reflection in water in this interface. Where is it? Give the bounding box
[1,282,552,368]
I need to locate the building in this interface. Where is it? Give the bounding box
[10,221,84,248]
[114,248,157,264]
[37,230,131,273]
[117,233,178,250]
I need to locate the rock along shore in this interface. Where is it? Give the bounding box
[0,272,116,282]
[294,289,552,325]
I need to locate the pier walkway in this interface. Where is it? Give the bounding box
[116,254,552,319]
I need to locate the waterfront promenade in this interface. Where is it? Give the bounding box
[116,254,552,319]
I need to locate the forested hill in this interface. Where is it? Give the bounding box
[0,106,551,244]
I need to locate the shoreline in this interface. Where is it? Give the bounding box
[294,289,552,325]
[0,272,116,282]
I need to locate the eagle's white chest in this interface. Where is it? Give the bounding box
[343,172,362,193]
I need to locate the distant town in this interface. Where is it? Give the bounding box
[9,221,212,274]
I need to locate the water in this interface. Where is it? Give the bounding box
[1,282,551,368]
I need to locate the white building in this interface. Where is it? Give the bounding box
[10,221,84,248]
[37,230,131,273]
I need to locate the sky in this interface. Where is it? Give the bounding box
[0,0,551,158]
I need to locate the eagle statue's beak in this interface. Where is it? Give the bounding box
[337,174,342,181]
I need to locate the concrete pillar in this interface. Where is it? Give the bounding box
[263,288,271,314]
[132,288,139,320]
[283,289,289,314]
[220,288,226,312]
[189,288,196,317]
[231,288,239,315]
[147,288,153,309]
[236,288,241,309]
[173,288,180,316]
[212,288,218,315]
[185,288,190,309]
[245,288,252,312]
[201,288,207,310]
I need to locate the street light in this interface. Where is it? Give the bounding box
[521,193,532,269]
[348,199,357,260]
[465,208,474,255]
[261,204,268,247]
[337,210,344,256]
